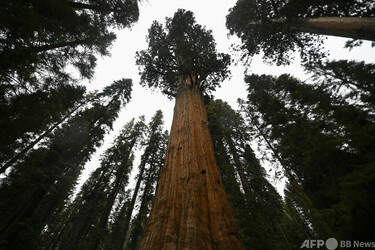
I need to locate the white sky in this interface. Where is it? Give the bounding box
[76,0,375,195]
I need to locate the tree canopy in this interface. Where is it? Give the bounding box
[0,84,86,167]
[2,2,374,248]
[226,0,375,65]
[135,9,231,98]
[0,79,132,249]
[0,0,139,88]
[242,66,375,240]
[305,59,375,110]
[40,111,168,250]
[206,99,307,249]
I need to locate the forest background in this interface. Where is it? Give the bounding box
[79,0,374,193]
[1,0,374,249]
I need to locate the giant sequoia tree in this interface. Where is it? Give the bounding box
[226,0,375,65]
[135,9,244,249]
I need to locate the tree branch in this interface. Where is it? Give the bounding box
[68,1,106,12]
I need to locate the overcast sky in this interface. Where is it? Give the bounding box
[76,0,375,194]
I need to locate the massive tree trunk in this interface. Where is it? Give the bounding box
[138,77,244,249]
[291,17,375,41]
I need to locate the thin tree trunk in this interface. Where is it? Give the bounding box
[0,38,90,61]
[250,118,301,183]
[90,136,138,250]
[91,175,126,249]
[216,140,244,200]
[61,165,116,250]
[225,136,260,224]
[217,138,258,229]
[250,116,331,237]
[126,162,155,250]
[225,137,253,201]
[117,158,148,250]
[279,224,292,250]
[89,170,126,250]
[138,77,244,249]
[44,208,74,250]
[61,209,96,250]
[291,17,375,41]
[115,151,158,250]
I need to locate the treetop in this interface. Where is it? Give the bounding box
[136,9,231,98]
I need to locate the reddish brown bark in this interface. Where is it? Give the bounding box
[291,17,375,41]
[138,78,244,249]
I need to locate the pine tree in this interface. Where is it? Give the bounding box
[135,9,243,249]
[0,79,132,249]
[0,0,139,86]
[0,84,86,170]
[124,117,168,250]
[206,99,289,249]
[41,111,168,250]
[242,145,289,249]
[243,72,375,240]
[281,182,315,249]
[53,117,145,250]
[113,110,167,250]
[206,100,257,248]
[238,96,332,239]
[304,59,375,110]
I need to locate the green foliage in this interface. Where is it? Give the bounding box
[226,0,374,65]
[125,119,168,249]
[0,79,132,249]
[44,117,145,250]
[243,67,375,240]
[281,183,315,249]
[0,84,86,165]
[279,0,375,18]
[0,0,139,87]
[206,99,288,249]
[69,0,140,29]
[40,110,168,250]
[136,9,230,98]
[305,60,375,110]
[99,78,133,104]
[110,110,167,250]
